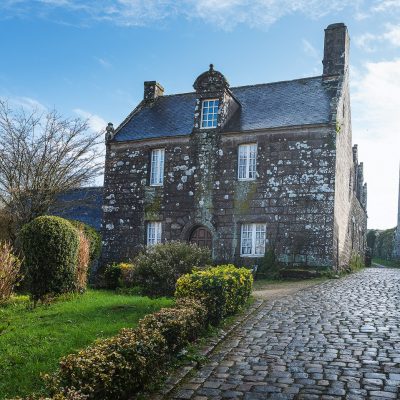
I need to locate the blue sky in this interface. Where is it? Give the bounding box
[0,0,399,229]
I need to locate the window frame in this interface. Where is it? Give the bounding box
[200,98,219,129]
[238,143,258,181]
[150,148,165,186]
[147,221,162,246]
[240,223,266,257]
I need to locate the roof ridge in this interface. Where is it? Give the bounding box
[155,75,323,98]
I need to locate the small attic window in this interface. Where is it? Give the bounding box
[201,99,219,128]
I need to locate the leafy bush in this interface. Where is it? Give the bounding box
[103,263,135,290]
[134,241,211,296]
[75,230,90,293]
[20,216,79,302]
[0,241,21,303]
[138,298,207,353]
[175,264,253,324]
[47,327,168,400]
[69,220,101,264]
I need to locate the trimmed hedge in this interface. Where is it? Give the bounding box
[278,268,322,280]
[134,241,211,297]
[46,299,207,400]
[20,216,79,302]
[175,264,253,324]
[138,298,207,353]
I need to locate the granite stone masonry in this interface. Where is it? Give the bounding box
[170,268,400,400]
[101,23,367,270]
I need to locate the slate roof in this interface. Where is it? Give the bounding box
[51,187,103,230]
[113,76,337,142]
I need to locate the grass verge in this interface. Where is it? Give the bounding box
[0,290,173,399]
[372,258,400,268]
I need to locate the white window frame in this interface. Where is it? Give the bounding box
[150,148,165,186]
[240,223,266,257]
[147,222,162,246]
[200,99,219,129]
[238,143,257,181]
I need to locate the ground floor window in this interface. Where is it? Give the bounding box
[147,222,162,245]
[241,223,266,256]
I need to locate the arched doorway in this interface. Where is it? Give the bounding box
[189,226,213,250]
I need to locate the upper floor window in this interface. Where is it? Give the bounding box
[201,99,219,129]
[241,223,266,257]
[238,143,257,180]
[150,148,165,186]
[147,221,162,246]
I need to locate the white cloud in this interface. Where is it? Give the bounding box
[8,96,47,112]
[0,0,361,29]
[371,0,400,12]
[354,24,400,51]
[351,59,400,229]
[73,108,107,132]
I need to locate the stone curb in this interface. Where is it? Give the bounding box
[151,298,265,399]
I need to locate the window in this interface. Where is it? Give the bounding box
[150,149,165,186]
[147,222,162,245]
[241,224,266,257]
[201,99,219,128]
[238,143,257,180]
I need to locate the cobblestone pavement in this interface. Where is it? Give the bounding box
[171,268,400,400]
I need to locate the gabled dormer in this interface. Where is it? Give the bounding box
[193,64,240,132]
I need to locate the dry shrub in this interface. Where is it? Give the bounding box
[76,230,90,292]
[0,241,21,302]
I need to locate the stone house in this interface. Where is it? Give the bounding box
[101,23,367,270]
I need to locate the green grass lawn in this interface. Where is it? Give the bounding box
[0,290,173,399]
[372,258,400,268]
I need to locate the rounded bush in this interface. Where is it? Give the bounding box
[134,241,211,297]
[20,216,79,302]
[175,264,253,324]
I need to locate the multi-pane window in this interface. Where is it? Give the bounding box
[150,149,165,186]
[147,222,162,246]
[240,224,266,256]
[201,99,219,128]
[238,144,257,180]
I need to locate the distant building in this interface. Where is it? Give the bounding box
[51,187,103,230]
[101,23,367,270]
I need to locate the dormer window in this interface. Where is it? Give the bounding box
[201,99,219,129]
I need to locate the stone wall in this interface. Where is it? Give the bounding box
[101,125,337,268]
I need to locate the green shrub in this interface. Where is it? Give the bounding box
[175,264,253,324]
[138,298,207,353]
[134,241,211,297]
[69,220,101,264]
[256,247,280,279]
[10,389,88,399]
[349,253,364,272]
[103,263,135,290]
[47,327,168,400]
[20,216,79,302]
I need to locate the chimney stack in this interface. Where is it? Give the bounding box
[144,81,164,101]
[322,23,349,77]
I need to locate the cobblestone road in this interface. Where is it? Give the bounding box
[171,268,400,400]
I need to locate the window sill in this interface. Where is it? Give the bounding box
[149,183,164,187]
[238,178,257,182]
[240,254,263,258]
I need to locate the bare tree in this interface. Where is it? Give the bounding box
[0,100,104,232]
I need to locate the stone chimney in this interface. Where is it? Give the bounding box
[144,81,164,101]
[322,23,349,77]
